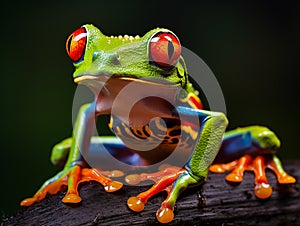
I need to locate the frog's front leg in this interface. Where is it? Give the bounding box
[127,107,228,223]
[21,103,123,206]
[209,126,296,199]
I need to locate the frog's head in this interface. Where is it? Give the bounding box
[66,24,188,88]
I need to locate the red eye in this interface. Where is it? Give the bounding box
[149,32,181,68]
[66,27,87,62]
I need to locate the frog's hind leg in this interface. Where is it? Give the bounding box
[268,155,296,184]
[209,126,296,199]
[210,154,252,183]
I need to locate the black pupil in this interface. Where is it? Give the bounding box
[167,40,174,60]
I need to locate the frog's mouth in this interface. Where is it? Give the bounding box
[74,74,179,87]
[74,75,99,83]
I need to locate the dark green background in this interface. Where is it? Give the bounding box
[1,1,299,216]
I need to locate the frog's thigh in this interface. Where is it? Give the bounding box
[210,125,296,199]
[214,125,279,163]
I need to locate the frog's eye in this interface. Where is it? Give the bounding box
[149,32,181,68]
[66,27,87,63]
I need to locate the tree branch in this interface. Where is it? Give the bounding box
[2,160,299,225]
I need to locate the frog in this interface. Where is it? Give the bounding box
[21,24,296,224]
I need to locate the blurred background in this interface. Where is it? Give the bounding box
[0,1,299,216]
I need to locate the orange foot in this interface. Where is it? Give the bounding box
[125,165,199,223]
[209,154,296,199]
[21,165,123,206]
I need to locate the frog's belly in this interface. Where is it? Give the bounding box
[108,115,198,165]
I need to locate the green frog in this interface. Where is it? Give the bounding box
[21,25,295,223]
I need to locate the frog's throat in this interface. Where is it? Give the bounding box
[74,74,179,88]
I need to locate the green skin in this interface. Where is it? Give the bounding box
[50,24,228,211]
[22,24,292,223]
[63,24,227,181]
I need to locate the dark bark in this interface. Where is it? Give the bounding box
[2,160,300,226]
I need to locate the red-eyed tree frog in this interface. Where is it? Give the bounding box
[21,24,296,224]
